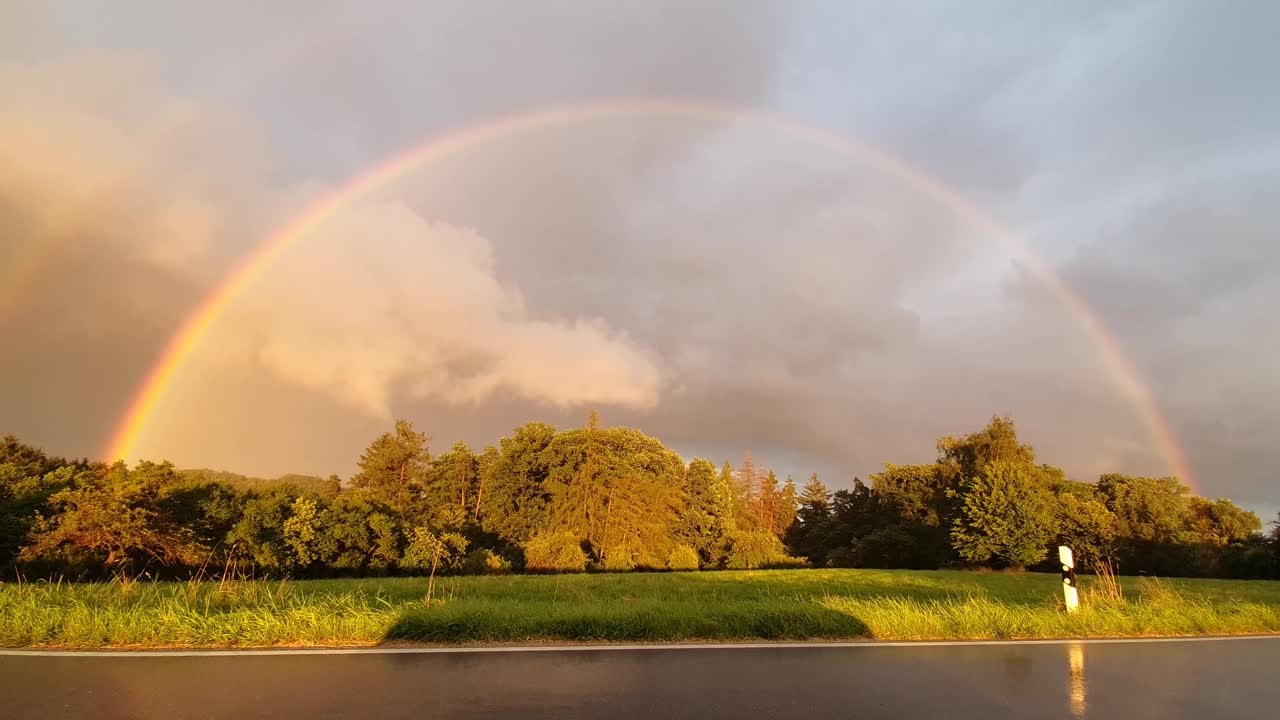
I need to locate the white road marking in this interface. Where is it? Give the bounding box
[2,635,1278,657]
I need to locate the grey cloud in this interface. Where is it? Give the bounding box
[2,2,1278,512]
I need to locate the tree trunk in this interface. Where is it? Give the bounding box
[426,550,439,604]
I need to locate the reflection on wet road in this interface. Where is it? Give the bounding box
[2,637,1276,719]
[1069,642,1087,718]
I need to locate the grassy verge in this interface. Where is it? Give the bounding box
[3,569,1279,648]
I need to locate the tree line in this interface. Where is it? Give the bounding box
[2,414,1277,580]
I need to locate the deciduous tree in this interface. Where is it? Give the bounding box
[20,461,202,571]
[950,461,1053,568]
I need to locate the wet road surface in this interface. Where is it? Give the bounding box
[2,637,1276,719]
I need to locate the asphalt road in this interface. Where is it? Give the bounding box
[2,637,1277,719]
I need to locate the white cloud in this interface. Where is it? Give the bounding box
[225,199,660,417]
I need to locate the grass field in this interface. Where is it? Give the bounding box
[3,569,1279,648]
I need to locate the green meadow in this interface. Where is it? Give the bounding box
[4,569,1279,648]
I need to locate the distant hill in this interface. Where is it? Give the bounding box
[179,468,341,498]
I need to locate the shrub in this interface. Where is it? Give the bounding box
[725,530,801,570]
[460,548,511,575]
[602,545,636,572]
[402,529,468,573]
[854,527,919,568]
[667,545,700,571]
[523,531,587,573]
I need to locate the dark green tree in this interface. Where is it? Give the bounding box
[349,420,430,519]
[1188,497,1261,546]
[20,461,203,572]
[427,441,476,528]
[787,473,831,563]
[950,460,1054,568]
[1,447,86,569]
[541,420,684,567]
[1052,492,1118,570]
[1095,473,1200,573]
[226,485,311,573]
[937,415,1037,483]
[1096,474,1193,543]
[316,497,403,573]
[478,422,556,543]
[679,457,734,563]
[774,474,798,540]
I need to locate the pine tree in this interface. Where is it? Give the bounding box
[717,461,738,534]
[787,473,831,563]
[775,474,798,539]
[797,473,831,525]
[757,470,780,535]
[349,419,430,519]
[733,453,759,530]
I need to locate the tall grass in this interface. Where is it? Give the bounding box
[2,569,1277,648]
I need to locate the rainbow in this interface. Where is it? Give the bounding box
[101,98,1196,488]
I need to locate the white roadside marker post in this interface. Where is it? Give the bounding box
[1059,545,1079,613]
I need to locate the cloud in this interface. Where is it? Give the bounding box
[0,51,662,460]
[230,199,661,417]
[2,1,1278,512]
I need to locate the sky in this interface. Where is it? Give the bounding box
[1,1,1277,514]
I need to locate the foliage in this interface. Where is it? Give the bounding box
[786,473,831,563]
[1096,473,1193,543]
[731,453,760,530]
[426,441,475,528]
[1189,497,1261,546]
[282,497,322,568]
[402,528,468,573]
[601,544,637,572]
[348,420,430,518]
[541,419,684,567]
[724,529,802,569]
[19,461,203,571]
[1052,493,1118,570]
[871,463,951,528]
[477,422,556,543]
[316,497,402,573]
[666,545,701,571]
[3,412,1277,582]
[179,468,339,499]
[950,461,1054,568]
[852,527,920,569]
[523,531,587,573]
[937,415,1037,484]
[774,475,798,539]
[225,485,308,572]
[678,458,734,563]
[460,548,511,575]
[1,460,85,569]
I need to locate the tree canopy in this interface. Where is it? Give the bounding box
[1,416,1272,580]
